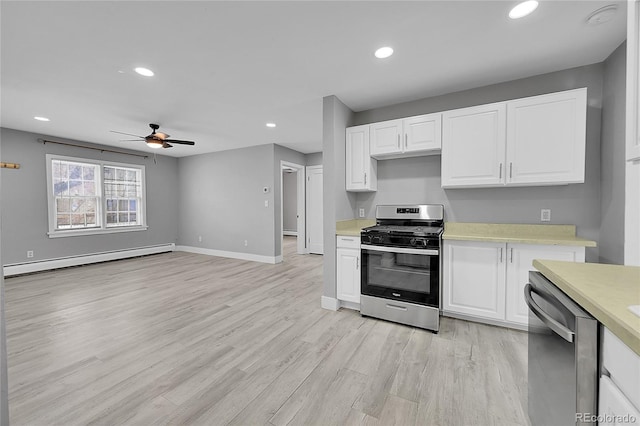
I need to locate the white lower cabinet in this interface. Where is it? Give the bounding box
[443,240,585,327]
[336,236,361,305]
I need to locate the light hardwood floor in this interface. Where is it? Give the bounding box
[5,237,529,425]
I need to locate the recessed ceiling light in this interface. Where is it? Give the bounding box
[586,5,618,26]
[374,46,394,59]
[134,67,154,77]
[34,116,50,122]
[266,123,276,128]
[509,1,538,19]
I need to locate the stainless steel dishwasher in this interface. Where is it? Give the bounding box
[525,271,598,426]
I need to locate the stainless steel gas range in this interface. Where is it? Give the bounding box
[360,204,444,332]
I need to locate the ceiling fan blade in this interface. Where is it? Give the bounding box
[162,142,173,148]
[164,139,195,145]
[110,130,144,138]
[120,139,142,141]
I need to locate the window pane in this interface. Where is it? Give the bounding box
[83,166,94,180]
[69,165,82,179]
[83,181,96,196]
[57,214,70,227]
[118,200,128,211]
[56,198,70,213]
[106,213,117,224]
[54,180,68,196]
[69,181,82,196]
[106,199,116,211]
[129,200,137,210]
[118,213,129,223]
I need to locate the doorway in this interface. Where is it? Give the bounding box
[306,165,323,254]
[280,161,305,258]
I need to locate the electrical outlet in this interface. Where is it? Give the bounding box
[359,208,365,218]
[244,240,248,247]
[198,235,202,243]
[26,250,34,258]
[541,209,551,222]
[264,200,269,208]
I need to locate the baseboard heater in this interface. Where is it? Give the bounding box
[3,243,175,277]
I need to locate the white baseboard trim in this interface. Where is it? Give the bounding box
[441,311,528,332]
[3,243,175,277]
[339,300,360,312]
[175,245,280,264]
[283,230,298,236]
[321,296,340,311]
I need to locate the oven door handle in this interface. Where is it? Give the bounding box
[524,283,574,343]
[361,244,438,256]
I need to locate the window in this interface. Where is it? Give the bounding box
[46,155,147,237]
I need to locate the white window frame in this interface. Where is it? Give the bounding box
[46,154,148,238]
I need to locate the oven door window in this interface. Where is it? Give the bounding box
[361,248,439,306]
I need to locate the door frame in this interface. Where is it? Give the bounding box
[280,161,306,256]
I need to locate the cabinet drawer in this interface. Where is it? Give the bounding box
[602,327,640,411]
[336,236,360,249]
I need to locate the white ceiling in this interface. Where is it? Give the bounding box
[0,1,627,157]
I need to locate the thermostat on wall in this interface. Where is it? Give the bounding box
[262,186,270,193]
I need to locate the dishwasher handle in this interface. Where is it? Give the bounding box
[524,283,575,343]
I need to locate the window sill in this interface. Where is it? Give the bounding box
[47,225,148,238]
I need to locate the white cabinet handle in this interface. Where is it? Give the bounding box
[509,162,513,179]
[500,247,503,263]
[397,134,400,149]
[404,134,408,149]
[499,163,503,179]
[356,257,359,269]
[510,248,513,263]
[364,172,367,185]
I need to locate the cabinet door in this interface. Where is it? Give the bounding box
[336,247,360,303]
[627,0,640,161]
[505,244,584,325]
[443,241,506,320]
[346,125,376,191]
[506,88,587,185]
[403,113,442,153]
[599,376,640,425]
[441,102,507,188]
[370,119,402,157]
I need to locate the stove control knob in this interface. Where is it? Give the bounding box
[361,234,371,244]
[372,235,383,244]
[411,238,427,247]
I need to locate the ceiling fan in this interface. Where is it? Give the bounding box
[110,123,196,149]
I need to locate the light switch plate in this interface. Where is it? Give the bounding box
[359,208,365,218]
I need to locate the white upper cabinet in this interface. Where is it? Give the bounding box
[370,119,402,157]
[370,113,442,159]
[441,88,587,188]
[506,88,587,185]
[346,125,377,192]
[441,103,506,188]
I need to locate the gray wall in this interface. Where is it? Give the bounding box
[322,95,356,299]
[177,144,275,257]
[305,152,322,166]
[282,171,297,232]
[600,42,627,265]
[353,63,605,262]
[0,128,179,265]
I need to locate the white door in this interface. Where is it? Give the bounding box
[306,166,323,254]
[345,125,368,190]
[370,119,402,157]
[336,247,360,303]
[505,244,584,325]
[404,113,442,153]
[443,240,506,320]
[441,102,506,188]
[506,88,587,186]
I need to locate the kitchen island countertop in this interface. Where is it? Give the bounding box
[533,259,640,356]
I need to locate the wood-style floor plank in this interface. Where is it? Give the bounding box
[5,237,529,425]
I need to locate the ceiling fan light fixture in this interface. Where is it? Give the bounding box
[266,123,276,128]
[134,67,154,77]
[34,116,50,122]
[509,0,538,19]
[146,140,163,149]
